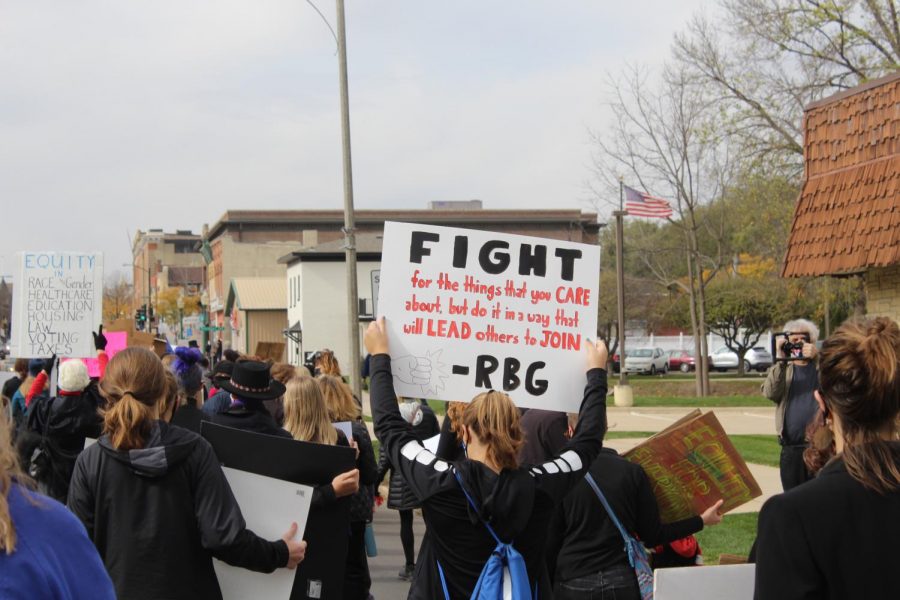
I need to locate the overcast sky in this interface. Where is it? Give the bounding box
[0,0,707,282]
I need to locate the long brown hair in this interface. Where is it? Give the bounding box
[315,350,342,376]
[100,348,167,451]
[818,316,900,493]
[317,375,360,422]
[0,410,35,554]
[461,391,523,471]
[283,376,338,445]
[160,370,179,423]
[270,362,297,384]
[446,401,467,442]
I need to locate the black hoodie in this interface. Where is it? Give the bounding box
[67,421,288,600]
[370,354,607,600]
[16,382,104,501]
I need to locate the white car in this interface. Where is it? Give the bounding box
[623,347,669,375]
[710,346,774,372]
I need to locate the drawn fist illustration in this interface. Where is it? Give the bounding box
[392,355,433,386]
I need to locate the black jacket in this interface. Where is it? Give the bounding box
[208,402,292,439]
[171,403,207,433]
[377,401,441,511]
[67,421,288,600]
[754,442,900,600]
[519,409,569,465]
[547,448,704,583]
[348,420,379,522]
[370,354,607,600]
[17,384,104,502]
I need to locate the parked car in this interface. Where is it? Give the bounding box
[667,349,698,373]
[623,347,669,375]
[710,346,773,372]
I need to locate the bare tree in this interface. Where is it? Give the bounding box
[591,64,736,396]
[103,276,133,323]
[674,0,900,170]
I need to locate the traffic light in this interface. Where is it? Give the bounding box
[136,305,147,330]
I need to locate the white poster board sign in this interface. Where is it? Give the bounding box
[215,467,313,600]
[378,222,600,412]
[10,251,103,358]
[654,564,755,600]
[333,421,353,443]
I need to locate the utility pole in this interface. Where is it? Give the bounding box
[336,0,362,402]
[613,178,633,406]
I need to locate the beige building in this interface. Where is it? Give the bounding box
[225,278,287,360]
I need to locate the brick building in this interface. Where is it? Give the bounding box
[782,72,900,321]
[131,229,205,317]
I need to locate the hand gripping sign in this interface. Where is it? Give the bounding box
[377,222,600,412]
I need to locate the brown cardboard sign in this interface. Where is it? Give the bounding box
[623,410,761,523]
[254,341,285,362]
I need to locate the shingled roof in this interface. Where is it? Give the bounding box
[782,71,900,278]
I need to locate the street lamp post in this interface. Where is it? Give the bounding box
[177,292,185,341]
[124,262,154,332]
[335,0,362,402]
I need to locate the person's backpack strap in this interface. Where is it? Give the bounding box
[437,560,451,600]
[452,468,503,545]
[584,473,654,600]
[584,473,631,542]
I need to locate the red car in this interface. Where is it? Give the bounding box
[667,349,697,373]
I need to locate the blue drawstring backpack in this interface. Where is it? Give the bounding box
[437,469,536,600]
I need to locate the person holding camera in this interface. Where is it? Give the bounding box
[762,319,820,491]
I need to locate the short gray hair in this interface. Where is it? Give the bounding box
[783,318,820,343]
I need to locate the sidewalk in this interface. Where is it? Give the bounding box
[368,505,425,599]
[606,406,775,436]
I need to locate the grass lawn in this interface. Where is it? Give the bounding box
[694,512,758,564]
[621,377,765,398]
[605,431,655,439]
[728,434,780,467]
[608,395,770,407]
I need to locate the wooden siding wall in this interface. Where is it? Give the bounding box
[246,310,287,361]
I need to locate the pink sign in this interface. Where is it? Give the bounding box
[61,331,127,378]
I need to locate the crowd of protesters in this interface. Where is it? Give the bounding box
[1,311,898,599]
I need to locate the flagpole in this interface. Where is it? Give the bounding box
[614,178,632,405]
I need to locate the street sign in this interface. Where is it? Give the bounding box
[371,269,380,318]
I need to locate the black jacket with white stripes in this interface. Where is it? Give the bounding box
[370,354,607,600]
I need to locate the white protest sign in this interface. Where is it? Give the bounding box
[10,251,103,358]
[654,564,755,600]
[378,221,600,412]
[333,421,353,443]
[215,467,313,600]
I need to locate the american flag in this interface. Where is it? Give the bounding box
[624,185,673,218]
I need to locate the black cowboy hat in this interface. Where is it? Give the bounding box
[211,360,235,380]
[218,360,286,401]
